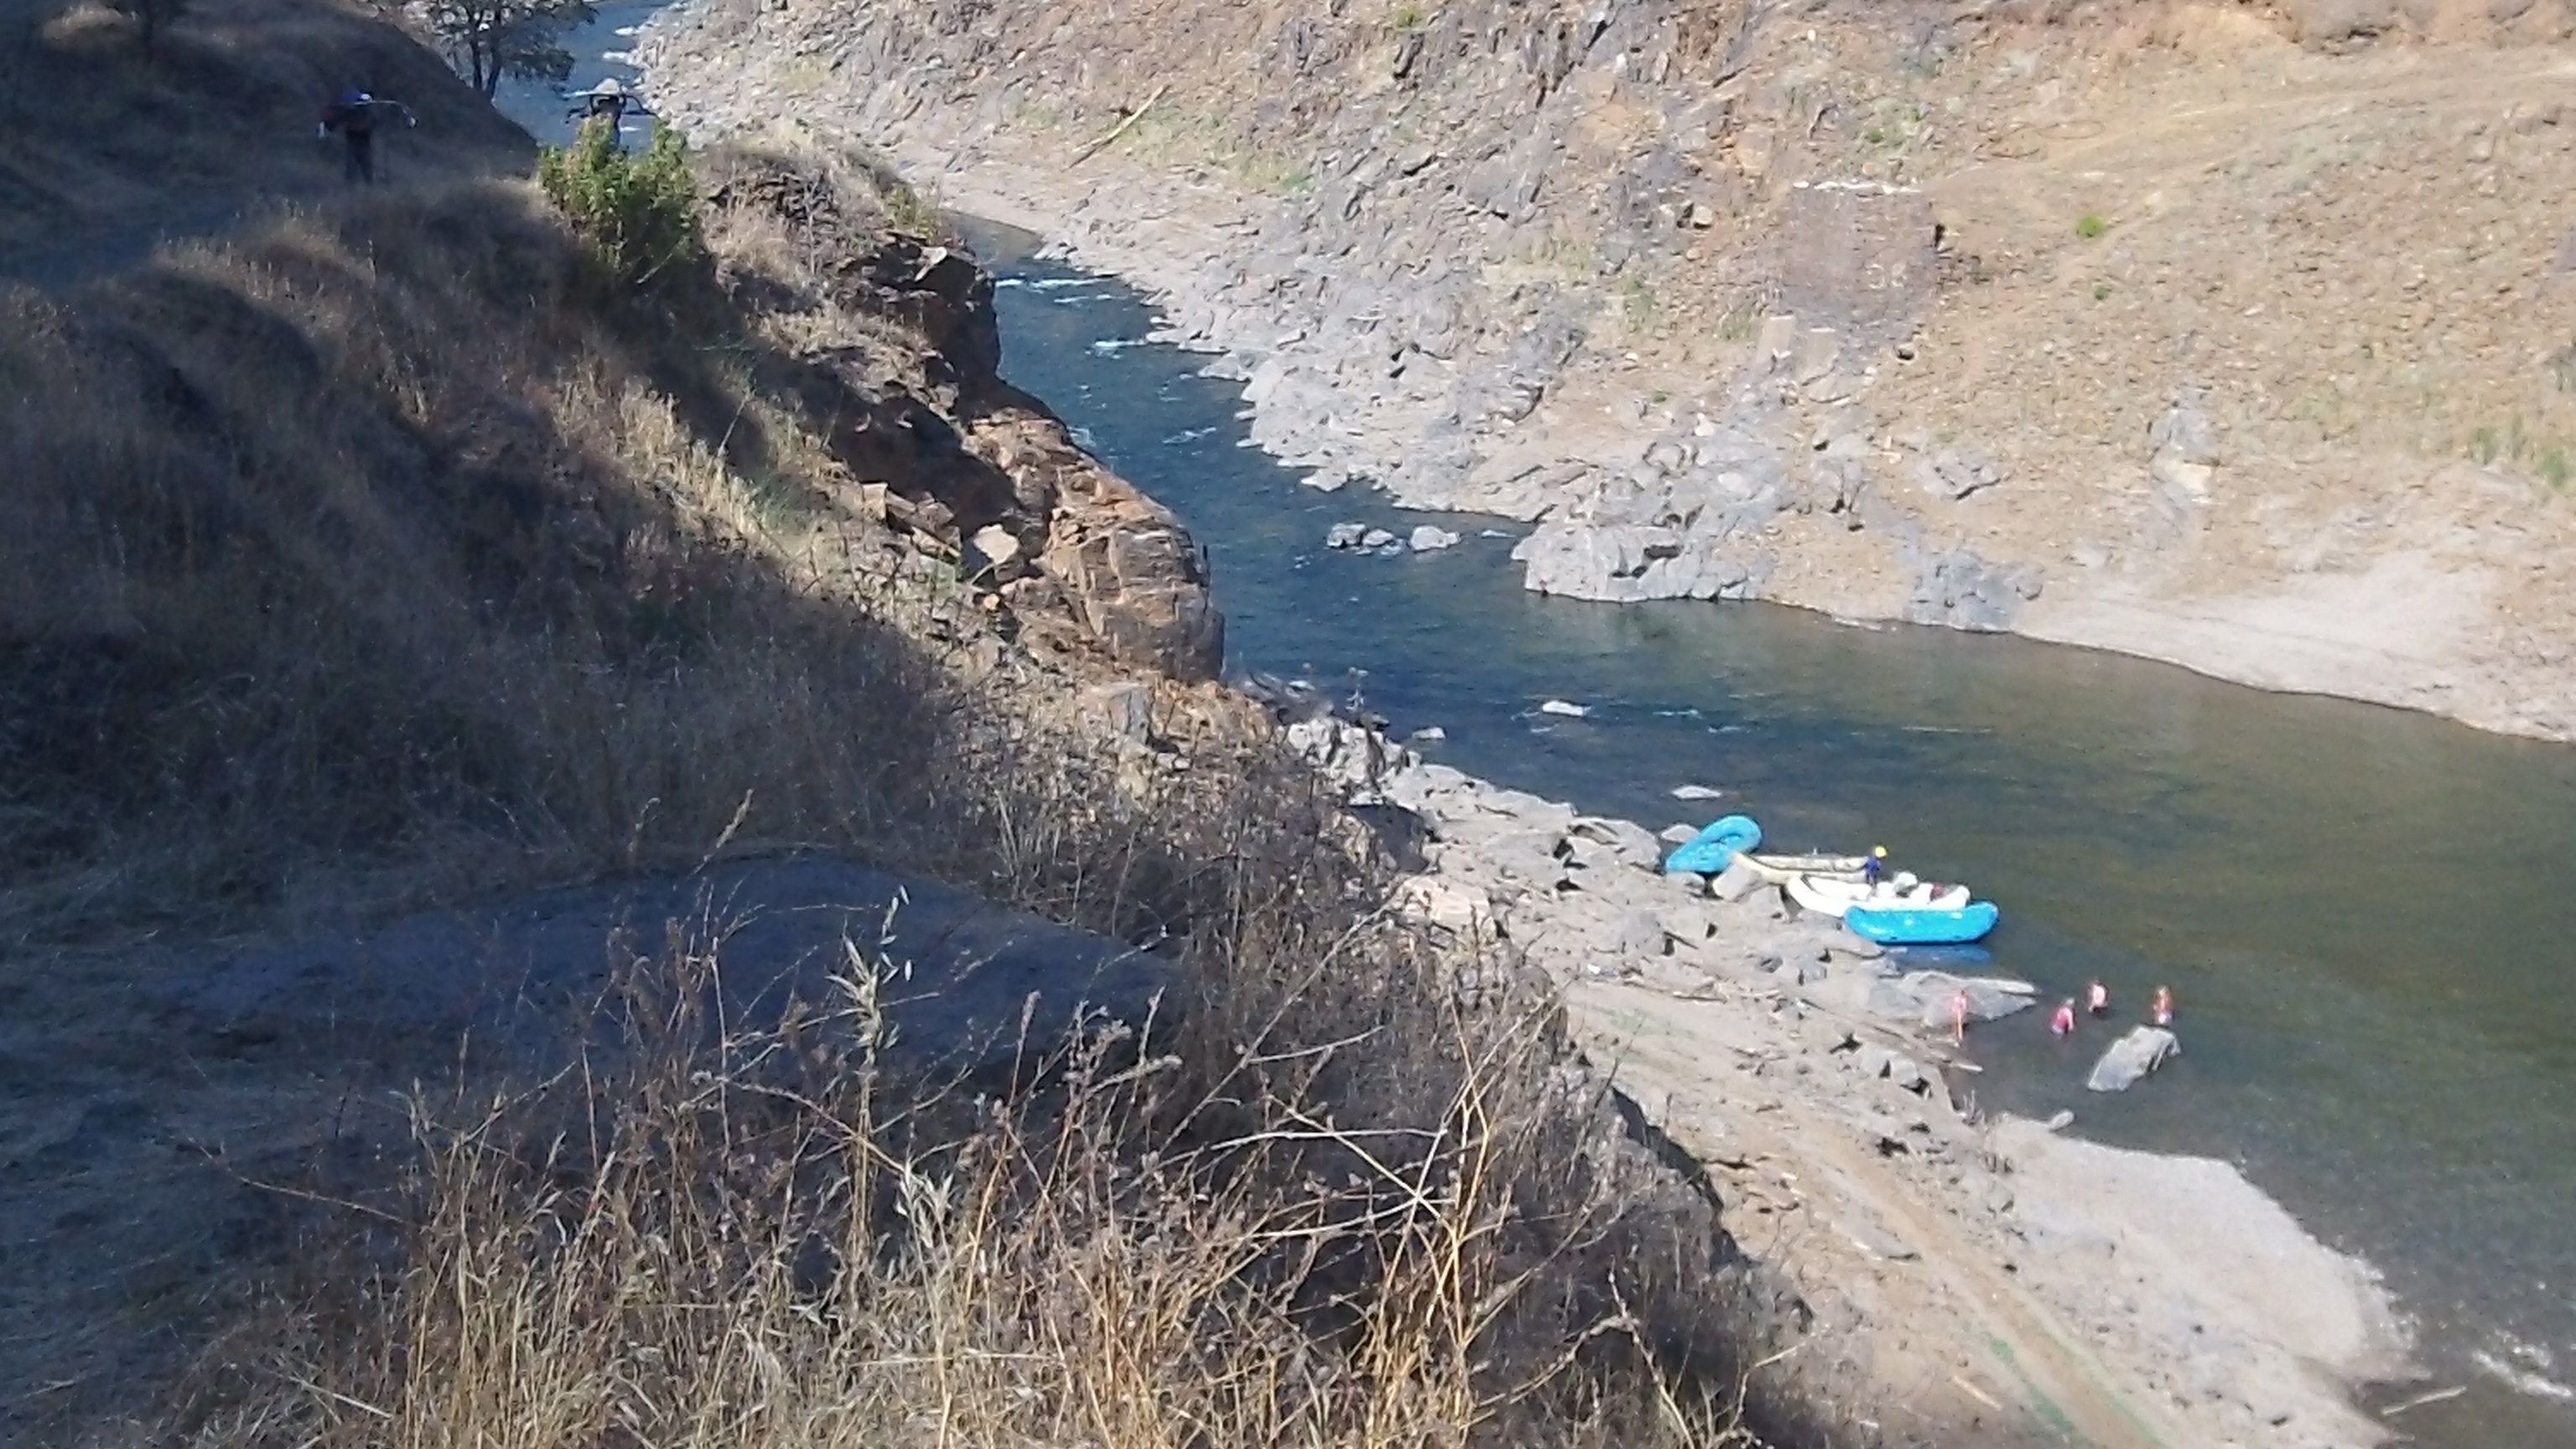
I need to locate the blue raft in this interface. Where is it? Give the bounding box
[1663,814,1761,875]
[1842,900,2000,947]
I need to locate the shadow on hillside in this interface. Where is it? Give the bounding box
[0,0,534,283]
[0,178,984,941]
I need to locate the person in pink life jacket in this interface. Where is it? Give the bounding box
[2087,979,2110,1017]
[2050,999,2077,1037]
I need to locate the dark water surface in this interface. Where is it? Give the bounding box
[496,24,2573,1440]
[963,231,2576,1446]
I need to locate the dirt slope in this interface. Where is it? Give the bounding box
[638,0,2576,741]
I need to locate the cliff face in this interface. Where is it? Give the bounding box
[709,153,1226,680]
[644,0,2576,740]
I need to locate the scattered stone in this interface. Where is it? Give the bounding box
[1568,816,1664,870]
[1831,932,1886,960]
[1605,908,1668,958]
[1325,522,1368,548]
[1867,972,2035,1030]
[1659,822,1700,844]
[2045,1109,2077,1131]
[2085,1026,2181,1093]
[1710,860,1770,901]
[1080,680,1154,742]
[1360,527,1396,549]
[1409,725,1448,742]
[1670,783,1726,801]
[1301,468,1349,492]
[1538,699,1591,718]
[1407,524,1462,552]
[969,522,1025,573]
[1916,449,2005,501]
[1392,875,1495,933]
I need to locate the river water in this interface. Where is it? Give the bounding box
[969,243,2576,1446]
[502,31,2576,1446]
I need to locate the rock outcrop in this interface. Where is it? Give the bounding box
[2086,1026,2182,1093]
[642,0,2576,742]
[710,152,1223,681]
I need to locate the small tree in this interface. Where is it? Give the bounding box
[414,0,595,99]
[538,121,705,292]
[109,0,190,57]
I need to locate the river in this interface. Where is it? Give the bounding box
[500,34,2576,1447]
[969,244,2576,1447]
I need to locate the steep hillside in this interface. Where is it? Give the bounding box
[640,0,2576,740]
[0,13,1844,1448]
[0,0,532,275]
[1,146,1844,1449]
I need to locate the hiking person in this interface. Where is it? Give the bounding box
[1950,988,1971,1046]
[567,77,654,151]
[319,88,415,185]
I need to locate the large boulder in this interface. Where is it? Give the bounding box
[1512,521,1765,602]
[1041,467,1226,680]
[1865,971,2037,1029]
[2086,1026,2181,1093]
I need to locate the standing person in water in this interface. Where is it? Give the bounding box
[2153,985,2174,1027]
[2088,979,2111,1017]
[319,88,414,185]
[2049,998,2078,1037]
[1862,844,1888,887]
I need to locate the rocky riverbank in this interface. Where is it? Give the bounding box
[636,0,2576,744]
[1274,709,2415,1449]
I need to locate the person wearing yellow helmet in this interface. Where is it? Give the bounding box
[1862,844,1889,887]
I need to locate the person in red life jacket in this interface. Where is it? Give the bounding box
[2049,998,2078,1037]
[319,88,415,185]
[2153,985,2174,1027]
[2087,979,2111,1017]
[1951,987,1971,1046]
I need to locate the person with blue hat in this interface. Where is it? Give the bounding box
[319,87,415,184]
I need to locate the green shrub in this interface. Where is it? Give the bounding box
[2075,212,2106,240]
[538,121,706,291]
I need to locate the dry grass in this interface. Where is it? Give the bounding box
[0,0,529,271]
[152,885,1824,1449]
[0,174,975,940]
[0,53,1841,1446]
